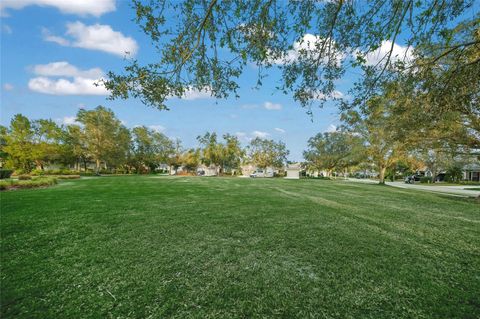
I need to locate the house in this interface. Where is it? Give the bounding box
[196,165,217,176]
[240,164,256,177]
[240,164,276,177]
[463,163,480,182]
[285,163,301,179]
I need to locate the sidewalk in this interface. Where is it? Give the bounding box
[346,178,480,198]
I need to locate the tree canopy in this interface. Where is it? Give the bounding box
[304,131,364,176]
[103,0,478,115]
[248,137,289,169]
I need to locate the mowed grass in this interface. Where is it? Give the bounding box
[1,176,479,318]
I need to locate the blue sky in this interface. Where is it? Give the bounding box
[1,0,379,161]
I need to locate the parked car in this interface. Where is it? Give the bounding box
[404,175,421,184]
[250,169,274,178]
[250,170,264,178]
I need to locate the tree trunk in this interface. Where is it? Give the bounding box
[379,166,387,184]
[35,160,43,170]
[95,159,100,174]
[430,167,437,183]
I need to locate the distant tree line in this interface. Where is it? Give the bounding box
[0,106,289,175]
[304,81,479,184]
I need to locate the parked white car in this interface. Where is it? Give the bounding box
[250,169,274,178]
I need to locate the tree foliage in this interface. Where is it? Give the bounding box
[304,131,364,175]
[104,0,478,115]
[76,106,131,173]
[131,126,175,172]
[248,137,289,169]
[343,95,406,184]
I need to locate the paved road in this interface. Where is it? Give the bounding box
[346,178,480,198]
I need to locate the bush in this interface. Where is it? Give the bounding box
[0,177,57,191]
[80,171,95,176]
[445,165,463,183]
[30,168,45,176]
[0,180,12,190]
[458,180,480,186]
[31,168,80,176]
[60,169,79,175]
[420,176,432,183]
[56,175,80,179]
[0,169,13,179]
[13,169,26,176]
[18,175,32,180]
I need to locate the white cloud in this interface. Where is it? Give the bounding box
[3,83,14,91]
[0,0,115,17]
[264,101,282,110]
[274,127,286,134]
[41,27,70,46]
[363,40,413,66]
[29,61,108,96]
[29,77,108,95]
[235,132,247,139]
[62,116,77,125]
[270,33,343,66]
[43,22,138,57]
[54,116,79,126]
[181,87,212,100]
[252,130,270,138]
[148,125,166,133]
[325,124,337,133]
[312,90,344,100]
[235,131,271,142]
[33,61,103,78]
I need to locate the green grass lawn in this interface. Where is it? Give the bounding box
[1,176,479,318]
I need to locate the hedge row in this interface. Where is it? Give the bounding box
[0,169,13,179]
[0,177,58,191]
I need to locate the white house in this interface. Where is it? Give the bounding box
[463,163,480,182]
[240,164,256,177]
[241,164,276,177]
[196,165,217,176]
[285,163,301,179]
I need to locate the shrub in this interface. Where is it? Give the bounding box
[13,169,26,176]
[60,169,79,175]
[0,169,13,179]
[56,175,80,179]
[80,171,95,176]
[458,180,480,186]
[0,180,12,190]
[31,169,80,176]
[0,177,57,191]
[420,176,432,183]
[445,165,463,183]
[30,169,45,176]
[18,175,32,180]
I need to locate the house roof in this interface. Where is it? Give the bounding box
[464,163,480,171]
[287,163,302,170]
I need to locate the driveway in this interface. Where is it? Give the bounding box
[347,179,480,198]
[387,182,480,198]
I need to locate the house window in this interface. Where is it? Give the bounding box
[473,171,480,182]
